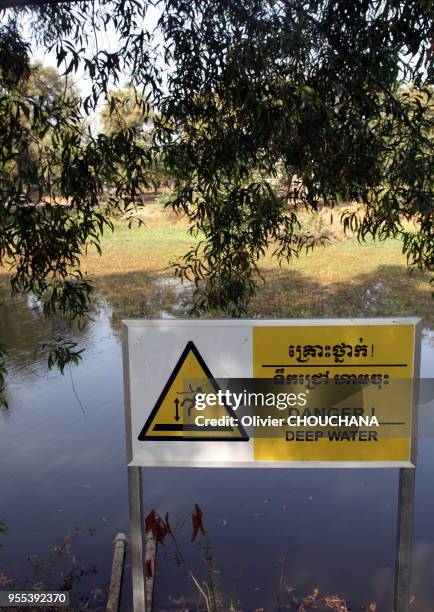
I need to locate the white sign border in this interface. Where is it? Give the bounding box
[122,317,422,469]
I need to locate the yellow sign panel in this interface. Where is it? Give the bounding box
[138,341,248,441]
[253,325,415,463]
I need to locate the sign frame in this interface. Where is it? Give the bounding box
[122,317,421,469]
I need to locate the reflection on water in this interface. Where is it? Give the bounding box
[0,290,433,610]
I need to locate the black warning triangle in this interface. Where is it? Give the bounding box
[138,341,249,441]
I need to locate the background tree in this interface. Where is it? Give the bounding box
[26,61,74,98]
[99,86,172,190]
[100,86,151,135]
[7,61,80,186]
[0,0,432,401]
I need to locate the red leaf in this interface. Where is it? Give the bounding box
[192,504,205,542]
[145,510,156,534]
[155,518,168,545]
[145,510,168,544]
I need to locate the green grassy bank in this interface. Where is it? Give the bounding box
[79,205,432,327]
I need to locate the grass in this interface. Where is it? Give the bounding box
[79,204,433,328]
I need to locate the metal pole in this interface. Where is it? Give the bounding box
[128,466,146,612]
[394,467,416,612]
[106,533,127,612]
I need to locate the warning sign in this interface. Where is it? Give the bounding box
[122,318,421,468]
[138,341,248,441]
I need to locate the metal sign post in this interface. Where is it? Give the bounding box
[128,466,146,612]
[394,467,416,612]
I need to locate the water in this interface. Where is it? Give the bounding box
[0,294,433,611]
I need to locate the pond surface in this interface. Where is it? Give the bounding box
[0,293,433,611]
